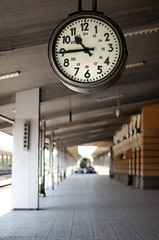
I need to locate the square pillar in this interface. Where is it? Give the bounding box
[12,88,40,209]
[140,103,159,189]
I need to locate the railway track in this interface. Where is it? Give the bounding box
[0,174,12,187]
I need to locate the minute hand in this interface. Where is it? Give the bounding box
[56,48,94,55]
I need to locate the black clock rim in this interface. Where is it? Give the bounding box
[48,11,127,93]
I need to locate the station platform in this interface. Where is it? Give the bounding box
[0,175,12,187]
[0,174,159,240]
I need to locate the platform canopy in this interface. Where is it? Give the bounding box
[0,0,159,148]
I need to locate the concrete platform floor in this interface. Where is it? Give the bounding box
[0,174,159,240]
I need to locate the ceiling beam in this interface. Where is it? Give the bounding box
[60,134,113,147]
[40,65,159,104]
[40,83,77,102]
[52,116,131,137]
[44,96,159,131]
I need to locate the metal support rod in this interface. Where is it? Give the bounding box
[41,120,46,197]
[78,0,82,11]
[0,114,14,124]
[78,0,97,12]
[69,98,72,122]
[62,149,65,181]
[92,0,97,11]
[49,138,51,188]
[64,147,67,179]
[117,97,120,109]
[1,154,4,168]
[50,132,54,190]
[39,130,42,194]
[110,147,114,176]
[57,150,60,185]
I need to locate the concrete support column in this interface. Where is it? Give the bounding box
[41,120,46,197]
[6,155,8,168]
[1,154,4,168]
[140,103,159,189]
[135,147,141,188]
[132,148,137,187]
[10,155,12,167]
[12,88,40,209]
[61,150,64,181]
[50,132,54,189]
[128,155,133,185]
[109,147,114,177]
[57,150,60,185]
[64,148,67,179]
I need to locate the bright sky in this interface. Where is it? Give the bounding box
[0,131,98,162]
[0,131,13,153]
[78,146,97,160]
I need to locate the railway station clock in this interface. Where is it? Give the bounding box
[48,11,127,93]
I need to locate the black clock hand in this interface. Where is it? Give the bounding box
[75,36,93,56]
[56,47,94,56]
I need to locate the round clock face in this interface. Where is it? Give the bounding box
[48,12,127,93]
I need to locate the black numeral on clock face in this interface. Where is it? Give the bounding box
[97,66,102,74]
[104,57,110,65]
[74,67,79,76]
[81,22,89,31]
[104,33,110,41]
[64,58,69,67]
[94,25,98,34]
[70,27,76,36]
[63,35,71,44]
[84,70,90,78]
[108,44,113,52]
[59,48,65,57]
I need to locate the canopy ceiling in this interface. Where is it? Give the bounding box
[0,0,159,153]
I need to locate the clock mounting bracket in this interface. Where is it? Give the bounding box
[78,0,98,13]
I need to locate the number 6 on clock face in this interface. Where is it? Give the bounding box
[48,11,127,93]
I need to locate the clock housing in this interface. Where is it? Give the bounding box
[48,11,127,93]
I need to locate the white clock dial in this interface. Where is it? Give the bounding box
[48,12,127,93]
[54,17,120,83]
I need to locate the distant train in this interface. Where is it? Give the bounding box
[0,167,12,176]
[0,154,12,187]
[75,157,96,174]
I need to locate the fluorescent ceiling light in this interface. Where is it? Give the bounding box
[124,27,159,38]
[88,134,101,139]
[0,71,20,81]
[89,128,104,133]
[97,94,124,103]
[94,111,114,117]
[57,123,86,130]
[91,121,108,127]
[126,61,145,69]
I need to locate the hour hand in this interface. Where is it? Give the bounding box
[75,36,93,56]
